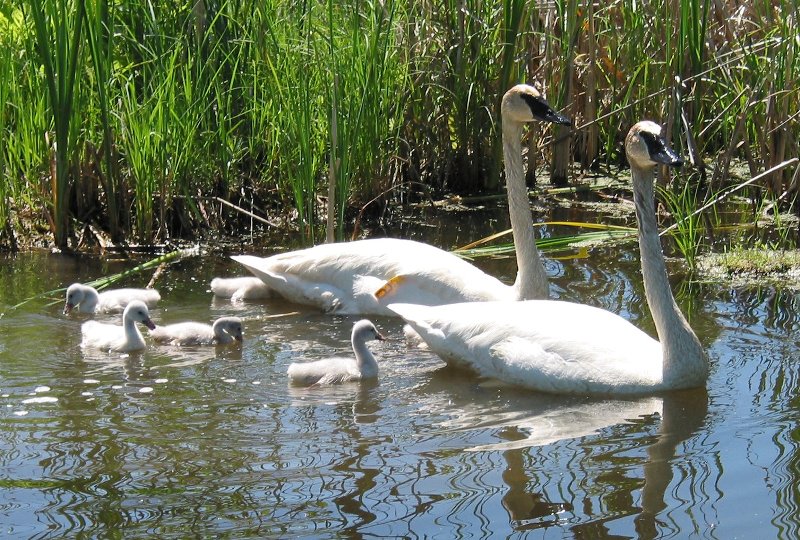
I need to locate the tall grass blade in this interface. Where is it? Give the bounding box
[27,0,86,248]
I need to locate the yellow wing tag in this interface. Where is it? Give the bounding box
[374,275,408,299]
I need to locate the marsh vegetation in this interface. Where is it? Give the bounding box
[0,0,798,260]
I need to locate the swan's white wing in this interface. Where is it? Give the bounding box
[232,238,512,315]
[81,321,120,349]
[233,254,359,313]
[388,300,664,394]
[373,270,515,309]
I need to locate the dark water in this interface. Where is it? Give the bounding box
[1,207,799,539]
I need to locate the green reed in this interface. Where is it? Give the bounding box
[0,43,10,241]
[325,0,404,240]
[659,180,705,271]
[1,0,796,251]
[84,0,120,242]
[2,41,48,218]
[28,0,85,248]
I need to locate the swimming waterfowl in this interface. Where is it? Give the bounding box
[387,121,708,395]
[232,84,570,315]
[210,277,272,302]
[80,300,156,352]
[287,319,385,386]
[64,283,160,315]
[149,316,244,346]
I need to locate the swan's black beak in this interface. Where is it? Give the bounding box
[642,131,683,168]
[520,93,572,126]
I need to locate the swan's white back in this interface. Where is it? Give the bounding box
[233,239,512,315]
[389,301,663,394]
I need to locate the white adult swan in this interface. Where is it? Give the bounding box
[387,121,708,395]
[210,277,272,302]
[80,300,156,352]
[232,84,570,315]
[149,316,244,346]
[287,319,385,385]
[64,283,160,314]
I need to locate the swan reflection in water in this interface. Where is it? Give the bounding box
[413,365,710,534]
[499,388,710,535]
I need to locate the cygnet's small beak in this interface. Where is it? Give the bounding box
[63,303,74,315]
[144,319,156,331]
[376,332,386,341]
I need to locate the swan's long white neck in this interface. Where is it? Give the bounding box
[632,167,707,388]
[352,332,378,377]
[503,120,548,300]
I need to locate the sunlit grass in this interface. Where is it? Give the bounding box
[0,0,797,252]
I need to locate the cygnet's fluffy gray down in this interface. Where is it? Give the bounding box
[149,316,244,346]
[288,319,384,386]
[64,283,160,314]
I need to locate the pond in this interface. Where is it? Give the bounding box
[0,204,798,539]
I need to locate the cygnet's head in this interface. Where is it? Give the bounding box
[625,121,684,170]
[64,283,91,314]
[352,319,385,343]
[215,317,244,342]
[124,300,156,330]
[501,84,572,126]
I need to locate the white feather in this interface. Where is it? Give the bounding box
[210,277,272,301]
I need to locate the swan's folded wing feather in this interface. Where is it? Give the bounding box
[233,239,512,314]
[211,277,272,300]
[233,254,348,312]
[488,336,609,394]
[388,300,664,393]
[288,357,361,386]
[374,270,514,307]
[81,320,125,350]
